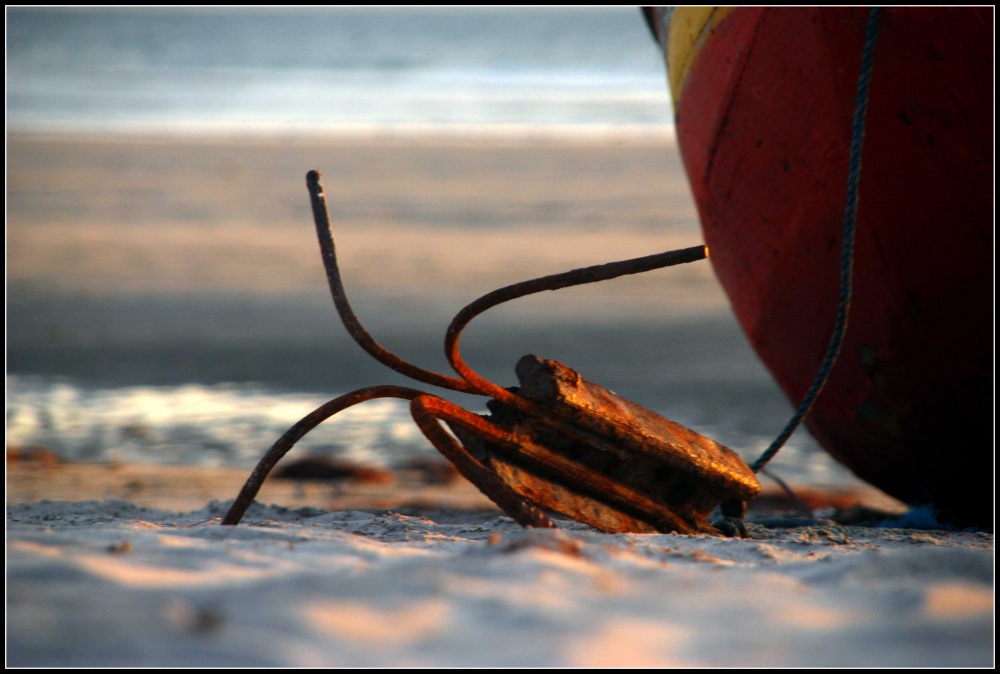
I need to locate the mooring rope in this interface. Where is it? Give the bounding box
[751,7,883,474]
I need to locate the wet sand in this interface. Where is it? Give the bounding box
[7,132,712,307]
[8,132,777,410]
[8,131,746,379]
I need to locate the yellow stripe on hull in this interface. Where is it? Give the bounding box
[665,7,733,104]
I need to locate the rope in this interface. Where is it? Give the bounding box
[751,7,883,474]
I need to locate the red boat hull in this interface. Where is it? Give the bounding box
[652,7,993,526]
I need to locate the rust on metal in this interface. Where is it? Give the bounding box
[221,170,760,535]
[449,355,760,535]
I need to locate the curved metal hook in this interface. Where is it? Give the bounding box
[443,245,709,412]
[410,394,556,528]
[221,384,426,525]
[308,169,708,412]
[307,170,480,395]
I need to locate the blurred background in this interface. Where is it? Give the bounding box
[7,7,855,488]
[7,7,671,135]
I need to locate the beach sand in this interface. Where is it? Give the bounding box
[6,459,994,667]
[7,133,995,666]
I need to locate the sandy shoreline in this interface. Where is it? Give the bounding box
[7,133,994,667]
[9,131,742,392]
[9,131,785,434]
[8,132,711,309]
[7,460,994,667]
[8,457,994,667]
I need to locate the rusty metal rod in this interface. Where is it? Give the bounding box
[410,395,556,529]
[444,245,709,413]
[222,385,426,525]
[413,393,699,534]
[307,170,480,394]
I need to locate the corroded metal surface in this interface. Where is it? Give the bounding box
[452,356,760,536]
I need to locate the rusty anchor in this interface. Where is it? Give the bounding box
[221,170,760,536]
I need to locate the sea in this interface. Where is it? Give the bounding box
[6,7,673,136]
[6,7,859,491]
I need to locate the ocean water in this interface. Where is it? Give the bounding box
[6,8,858,491]
[6,7,673,135]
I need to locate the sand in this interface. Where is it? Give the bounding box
[6,133,995,667]
[6,459,994,667]
[7,132,713,316]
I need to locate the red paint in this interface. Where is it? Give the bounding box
[675,7,992,526]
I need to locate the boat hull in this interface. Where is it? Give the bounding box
[651,7,993,526]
